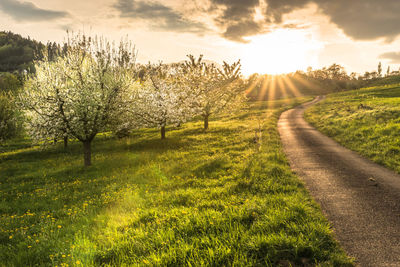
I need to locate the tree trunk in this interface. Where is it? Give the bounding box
[204,115,209,130]
[64,136,68,149]
[161,126,166,139]
[83,140,92,167]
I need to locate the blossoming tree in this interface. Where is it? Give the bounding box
[128,63,192,139]
[182,55,246,130]
[20,34,137,166]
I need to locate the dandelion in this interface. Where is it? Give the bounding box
[62,254,66,258]
[35,239,39,243]
[76,260,81,265]
[57,225,62,229]
[28,245,32,248]
[9,235,12,239]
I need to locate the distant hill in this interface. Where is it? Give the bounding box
[0,31,45,73]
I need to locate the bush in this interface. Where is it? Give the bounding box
[0,92,19,141]
[0,72,21,92]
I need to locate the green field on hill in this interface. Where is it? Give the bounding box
[306,85,400,174]
[0,99,352,266]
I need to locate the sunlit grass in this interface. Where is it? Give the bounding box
[306,84,400,173]
[0,99,352,266]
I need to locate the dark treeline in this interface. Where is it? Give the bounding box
[0,31,68,92]
[0,31,44,73]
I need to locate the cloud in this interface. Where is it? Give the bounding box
[317,0,400,41]
[210,0,400,42]
[0,0,69,21]
[210,0,263,42]
[222,20,262,43]
[379,52,400,64]
[114,0,208,33]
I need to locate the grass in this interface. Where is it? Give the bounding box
[0,98,352,266]
[305,84,400,173]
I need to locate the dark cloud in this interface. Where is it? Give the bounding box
[317,0,400,41]
[222,20,262,43]
[264,0,310,23]
[211,0,400,42]
[210,0,263,42]
[114,0,207,33]
[113,0,400,43]
[379,52,400,64]
[0,0,68,21]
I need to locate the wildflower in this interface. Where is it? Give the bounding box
[57,225,62,229]
[76,260,81,265]
[28,245,32,248]
[9,235,12,239]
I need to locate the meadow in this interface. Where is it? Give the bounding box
[306,84,400,174]
[0,99,352,266]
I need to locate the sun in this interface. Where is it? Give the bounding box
[240,29,322,76]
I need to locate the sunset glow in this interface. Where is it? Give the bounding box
[240,29,323,75]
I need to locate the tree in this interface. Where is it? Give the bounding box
[378,62,382,77]
[0,72,21,92]
[20,34,137,166]
[126,63,191,139]
[182,55,245,130]
[0,31,45,73]
[0,92,19,142]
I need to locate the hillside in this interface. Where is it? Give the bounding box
[305,84,400,174]
[0,100,352,266]
[364,75,400,87]
[0,31,45,73]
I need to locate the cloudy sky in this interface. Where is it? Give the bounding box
[1,0,400,75]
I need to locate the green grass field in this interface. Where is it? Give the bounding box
[0,99,352,266]
[306,85,400,174]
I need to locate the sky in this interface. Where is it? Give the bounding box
[1,0,400,75]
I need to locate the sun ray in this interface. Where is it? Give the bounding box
[276,75,290,102]
[245,75,262,100]
[292,73,321,93]
[258,75,271,101]
[267,75,276,109]
[282,75,302,98]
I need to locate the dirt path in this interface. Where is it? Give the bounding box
[278,96,400,267]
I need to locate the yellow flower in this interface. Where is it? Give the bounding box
[28,245,32,248]
[35,239,39,243]
[57,225,62,229]
[76,260,81,265]
[9,235,12,239]
[62,254,66,258]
